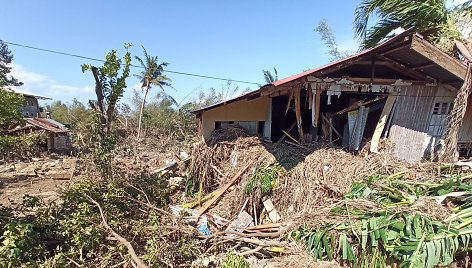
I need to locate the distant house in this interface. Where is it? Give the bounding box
[7,89,72,153]
[9,89,51,118]
[193,32,470,162]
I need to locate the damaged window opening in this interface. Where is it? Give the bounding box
[215,121,261,135]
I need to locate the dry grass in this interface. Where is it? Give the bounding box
[189,126,441,221]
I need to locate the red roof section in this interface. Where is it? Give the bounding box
[193,31,411,113]
[271,32,409,86]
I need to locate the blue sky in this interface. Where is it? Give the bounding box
[1,0,466,108]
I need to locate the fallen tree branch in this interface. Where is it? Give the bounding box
[239,245,264,256]
[126,195,175,218]
[86,195,149,268]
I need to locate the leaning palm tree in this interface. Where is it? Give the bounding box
[354,0,471,52]
[135,47,171,139]
[354,0,472,161]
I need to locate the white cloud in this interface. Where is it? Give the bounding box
[131,82,144,91]
[9,64,93,100]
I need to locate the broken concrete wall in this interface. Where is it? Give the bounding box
[52,134,72,152]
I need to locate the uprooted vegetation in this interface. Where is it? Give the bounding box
[3,125,472,267]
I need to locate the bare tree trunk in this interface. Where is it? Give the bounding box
[137,81,150,140]
[440,62,472,162]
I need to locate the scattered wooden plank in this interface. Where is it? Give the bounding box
[194,163,251,219]
[321,114,342,140]
[182,190,219,208]
[335,96,387,115]
[263,198,281,222]
[282,130,300,145]
[246,223,281,230]
[277,122,296,143]
[370,93,397,153]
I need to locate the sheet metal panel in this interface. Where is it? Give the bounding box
[389,85,437,162]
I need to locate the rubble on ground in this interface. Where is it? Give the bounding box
[181,126,472,266]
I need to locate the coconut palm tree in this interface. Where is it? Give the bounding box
[263,68,278,84]
[135,47,171,139]
[354,0,471,52]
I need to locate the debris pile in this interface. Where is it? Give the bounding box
[181,126,472,266]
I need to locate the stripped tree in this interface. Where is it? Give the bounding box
[82,44,132,178]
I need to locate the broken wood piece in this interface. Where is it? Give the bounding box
[183,190,218,208]
[456,41,472,61]
[335,96,387,115]
[308,88,313,110]
[285,90,294,115]
[294,88,304,144]
[263,198,281,222]
[194,163,251,218]
[282,130,300,145]
[314,87,321,127]
[277,122,296,143]
[245,223,281,230]
[370,93,397,153]
[211,165,224,177]
[244,227,280,233]
[321,114,343,140]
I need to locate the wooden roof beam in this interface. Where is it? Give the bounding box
[410,35,466,80]
[374,53,435,82]
[411,63,436,71]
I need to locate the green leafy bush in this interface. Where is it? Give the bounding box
[221,252,248,268]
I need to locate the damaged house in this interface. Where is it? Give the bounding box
[7,90,72,153]
[193,32,470,162]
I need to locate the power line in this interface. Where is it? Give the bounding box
[2,40,261,86]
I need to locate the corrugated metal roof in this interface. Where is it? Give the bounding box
[18,118,69,133]
[7,89,52,100]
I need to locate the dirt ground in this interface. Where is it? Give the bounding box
[0,156,82,207]
[0,145,184,208]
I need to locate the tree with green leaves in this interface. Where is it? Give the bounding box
[0,41,24,130]
[354,0,471,52]
[50,100,69,124]
[0,89,24,130]
[315,19,351,61]
[82,44,132,178]
[134,46,171,140]
[0,40,22,87]
[262,68,278,84]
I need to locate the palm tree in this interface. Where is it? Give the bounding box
[354,0,471,52]
[135,47,171,139]
[263,68,278,84]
